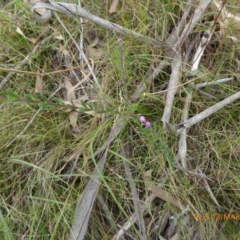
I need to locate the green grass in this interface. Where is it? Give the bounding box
[1,0,240,239]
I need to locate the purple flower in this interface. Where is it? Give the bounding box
[145,121,151,128]
[139,115,146,123]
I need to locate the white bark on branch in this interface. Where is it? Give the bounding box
[171,90,240,132]
[32,1,173,53]
[161,51,181,130]
[177,0,212,48]
[196,77,234,88]
[161,0,212,131]
[177,27,214,168]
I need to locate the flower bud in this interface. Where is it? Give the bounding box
[139,115,146,123]
[145,121,151,128]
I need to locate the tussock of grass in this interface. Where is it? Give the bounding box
[1,0,240,239]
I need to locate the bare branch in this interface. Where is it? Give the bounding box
[32,1,172,51]
[161,51,181,130]
[196,77,234,88]
[167,0,194,46]
[161,0,212,130]
[177,0,212,48]
[177,27,214,167]
[171,90,240,132]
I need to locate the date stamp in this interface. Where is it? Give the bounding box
[192,213,240,221]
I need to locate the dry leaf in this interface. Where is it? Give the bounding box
[16,27,27,38]
[35,69,43,93]
[88,38,99,48]
[28,38,38,44]
[144,179,184,210]
[86,46,104,61]
[16,27,38,44]
[62,100,99,117]
[109,0,119,13]
[54,34,64,40]
[64,76,76,101]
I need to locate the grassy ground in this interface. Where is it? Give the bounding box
[1,0,240,239]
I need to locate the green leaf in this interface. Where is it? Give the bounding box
[5,91,19,102]
[39,92,48,101]
[80,100,87,108]
[79,107,89,113]
[53,97,64,105]
[38,102,54,109]
[24,94,38,101]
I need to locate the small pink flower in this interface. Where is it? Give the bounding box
[145,121,151,128]
[139,115,146,123]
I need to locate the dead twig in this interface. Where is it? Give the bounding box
[131,0,193,102]
[167,0,194,46]
[161,0,212,131]
[175,164,214,182]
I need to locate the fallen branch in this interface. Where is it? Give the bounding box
[131,0,193,102]
[32,1,173,53]
[161,0,212,131]
[167,0,194,46]
[161,51,182,130]
[196,77,234,88]
[177,27,214,168]
[177,0,212,49]
[170,90,240,132]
